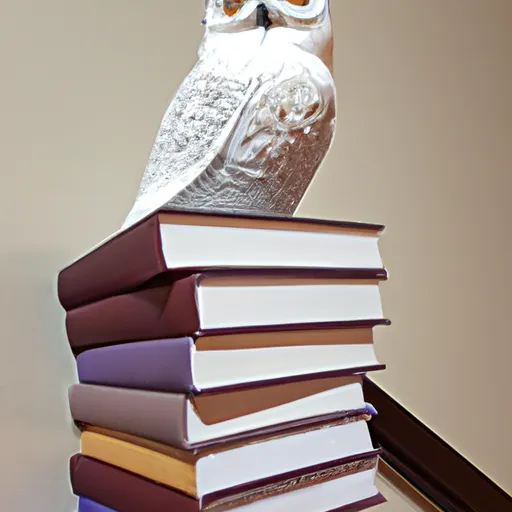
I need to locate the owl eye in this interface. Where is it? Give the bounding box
[284,0,311,5]
[223,0,245,16]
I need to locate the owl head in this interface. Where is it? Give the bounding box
[203,0,330,32]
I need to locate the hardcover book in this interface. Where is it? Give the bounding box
[65,269,388,353]
[58,209,385,311]
[79,415,378,502]
[71,454,386,512]
[69,379,374,449]
[75,329,386,393]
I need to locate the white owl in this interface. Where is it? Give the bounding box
[123,0,335,229]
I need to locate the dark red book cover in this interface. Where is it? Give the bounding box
[71,454,386,512]
[65,269,389,353]
[58,209,385,311]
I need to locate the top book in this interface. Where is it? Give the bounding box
[58,209,385,311]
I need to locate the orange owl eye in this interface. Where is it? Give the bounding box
[223,0,245,16]
[285,0,310,5]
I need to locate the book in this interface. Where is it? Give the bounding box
[78,416,381,509]
[75,330,386,392]
[71,454,386,512]
[69,378,373,449]
[65,270,388,353]
[78,497,115,512]
[58,209,385,311]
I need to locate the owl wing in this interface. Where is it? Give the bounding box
[224,41,336,178]
[122,31,266,229]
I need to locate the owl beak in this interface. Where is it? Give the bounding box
[256,3,272,30]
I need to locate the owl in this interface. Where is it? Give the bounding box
[122,0,335,229]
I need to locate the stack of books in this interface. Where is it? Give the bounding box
[58,209,391,512]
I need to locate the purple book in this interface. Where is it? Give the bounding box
[76,337,195,393]
[78,497,116,512]
[76,335,384,394]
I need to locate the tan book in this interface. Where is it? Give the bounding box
[80,414,381,510]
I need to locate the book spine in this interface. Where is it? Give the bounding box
[65,275,200,353]
[58,214,166,311]
[69,384,190,449]
[76,337,195,393]
[70,455,199,512]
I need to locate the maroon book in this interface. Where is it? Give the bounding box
[71,454,386,512]
[65,269,388,353]
[58,209,385,311]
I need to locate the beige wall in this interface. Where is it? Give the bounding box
[0,0,510,510]
[301,0,512,495]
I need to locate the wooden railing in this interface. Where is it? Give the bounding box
[364,378,512,512]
